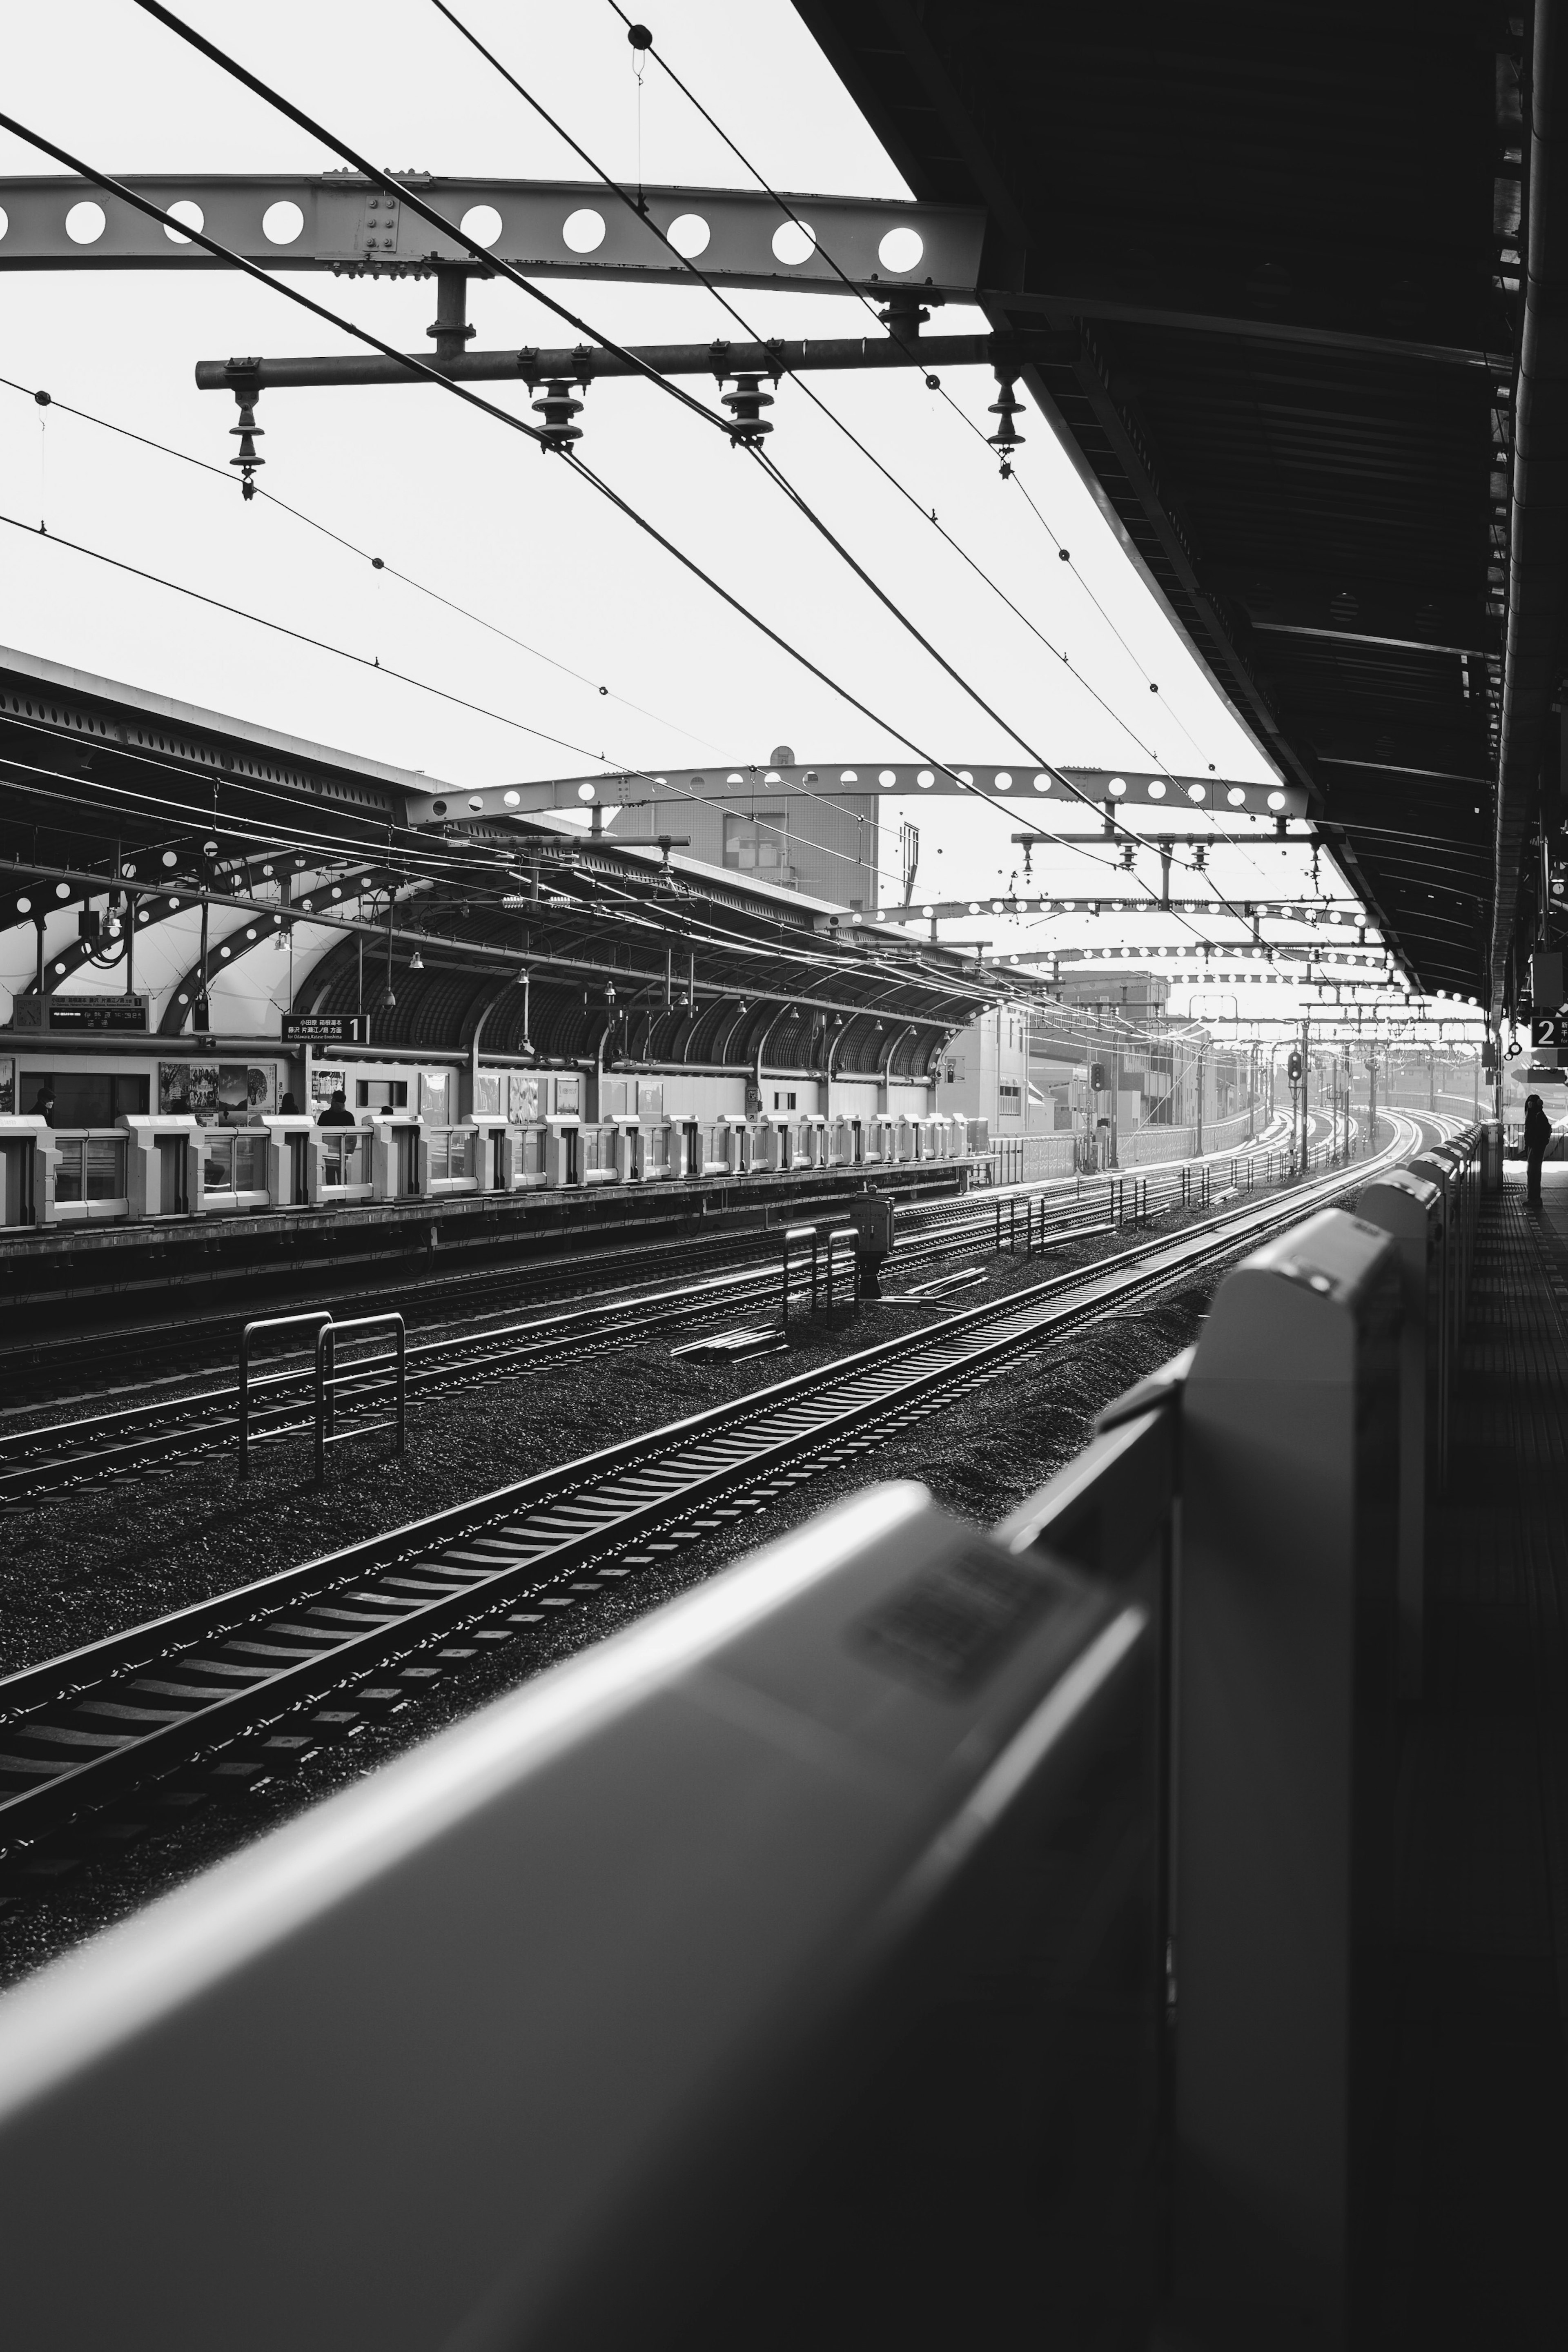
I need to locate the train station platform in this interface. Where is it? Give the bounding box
[1386,1164,1568,2342]
[0,1155,961,1344]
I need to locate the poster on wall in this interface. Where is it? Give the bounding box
[473,1069,502,1118]
[310,1063,348,1107]
[419,1069,452,1125]
[508,1071,539,1123]
[0,1058,12,1115]
[160,1064,276,1121]
[555,1074,581,1117]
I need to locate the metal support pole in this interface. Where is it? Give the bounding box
[315,1323,332,1489]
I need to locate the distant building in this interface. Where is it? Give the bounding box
[934,1003,1031,1133]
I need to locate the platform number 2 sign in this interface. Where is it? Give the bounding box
[1532,1007,1568,1048]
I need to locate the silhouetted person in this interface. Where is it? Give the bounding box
[277,1091,300,1115]
[1524,1091,1551,1208]
[29,1084,54,1128]
[316,1087,355,1129]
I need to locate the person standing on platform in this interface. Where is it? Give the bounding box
[316,1087,355,1129]
[1523,1091,1552,1207]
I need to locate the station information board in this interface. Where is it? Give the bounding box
[13,994,150,1033]
[281,1015,367,1045]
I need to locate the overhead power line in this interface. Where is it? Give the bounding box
[597,0,1221,771]
[0,90,1246,958]
[425,0,1178,777]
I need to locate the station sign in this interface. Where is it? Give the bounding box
[1530,1009,1568,1050]
[282,1015,367,1045]
[10,993,149,1033]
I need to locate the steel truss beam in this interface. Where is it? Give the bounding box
[0,174,984,298]
[424,767,1309,822]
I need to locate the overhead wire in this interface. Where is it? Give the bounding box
[598,0,1223,773]
[0,101,1140,926]
[128,0,736,442]
[0,722,971,1001]
[425,0,1178,776]
[528,12,1295,936]
[0,372,722,752]
[0,98,1258,973]
[123,6,1221,889]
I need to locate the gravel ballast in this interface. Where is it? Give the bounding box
[0,1179,1318,1982]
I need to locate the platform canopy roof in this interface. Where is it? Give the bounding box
[0,645,1009,1074]
[795,0,1529,1007]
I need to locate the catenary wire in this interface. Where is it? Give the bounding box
[109,19,1227,886]
[129,0,735,440]
[425,0,1178,774]
[0,108,1249,958]
[599,0,1224,772]
[0,370,722,752]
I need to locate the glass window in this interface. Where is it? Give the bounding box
[645,1127,668,1170]
[235,1134,267,1191]
[323,1134,365,1187]
[521,1128,545,1176]
[54,1140,84,1203]
[203,1135,235,1194]
[723,809,786,873]
[84,1140,123,1202]
[356,1078,408,1110]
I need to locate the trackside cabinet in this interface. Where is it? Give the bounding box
[1174,1206,1401,2349]
[1356,1169,1443,1696]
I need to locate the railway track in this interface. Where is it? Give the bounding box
[0,1124,1313,1505]
[0,1120,1297,1403]
[0,1111,1440,1856]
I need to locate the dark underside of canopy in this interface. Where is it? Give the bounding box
[796,0,1520,999]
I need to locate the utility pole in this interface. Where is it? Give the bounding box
[1109,1018,1120,1170]
[1368,1042,1378,1151]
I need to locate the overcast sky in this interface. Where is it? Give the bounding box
[0,0,1474,1027]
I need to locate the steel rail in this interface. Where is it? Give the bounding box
[0,1125,1321,1501]
[0,1111,1437,1851]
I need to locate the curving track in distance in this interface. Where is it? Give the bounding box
[0,1122,1311,1505]
[0,1111,1455,1855]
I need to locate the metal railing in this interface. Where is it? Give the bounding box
[314,1314,406,1489]
[237,1311,334,1479]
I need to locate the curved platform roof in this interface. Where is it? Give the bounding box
[0,644,1004,1075]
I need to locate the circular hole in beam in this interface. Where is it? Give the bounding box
[164,199,204,246]
[563,208,606,254]
[66,201,107,245]
[261,200,305,246]
[667,212,710,258]
[461,204,503,249]
[878,225,924,274]
[772,219,816,267]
